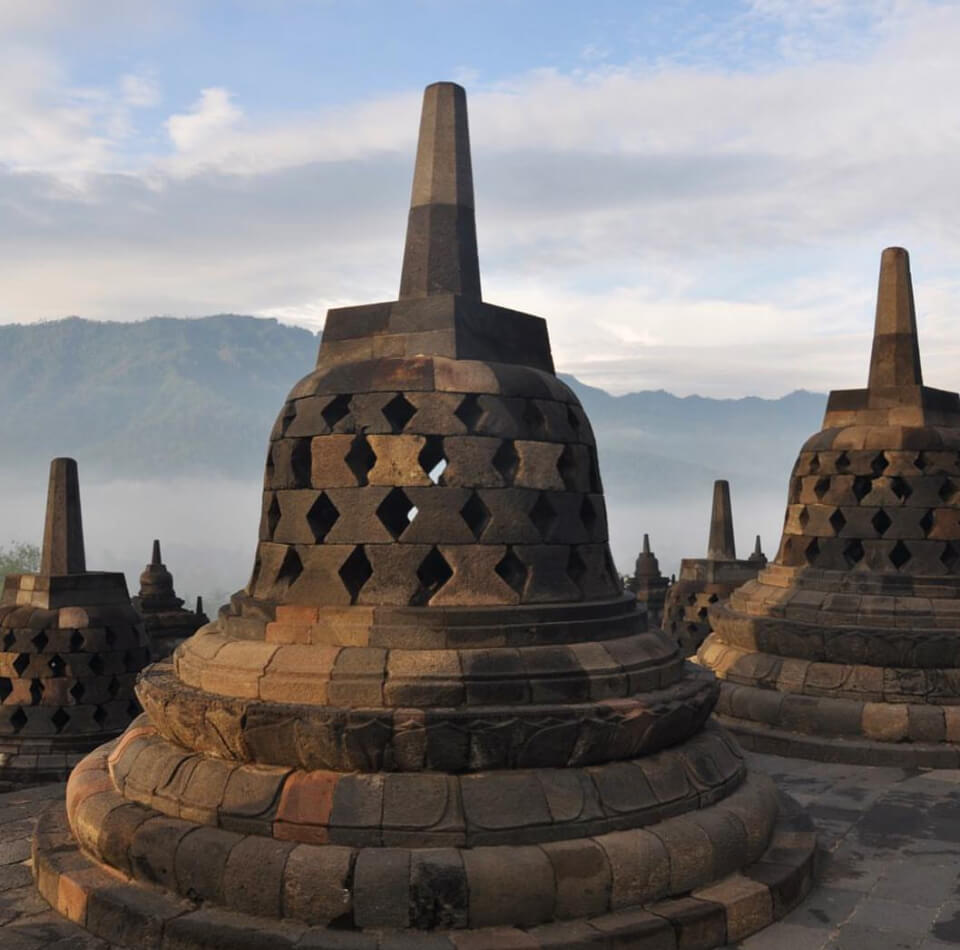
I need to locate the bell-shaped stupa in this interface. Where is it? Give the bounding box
[699,248,960,764]
[629,533,670,627]
[133,539,207,660]
[663,480,765,655]
[35,83,814,949]
[0,459,147,784]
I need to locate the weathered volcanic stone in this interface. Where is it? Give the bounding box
[627,533,670,629]
[133,539,207,660]
[35,83,812,949]
[698,247,960,765]
[663,480,765,655]
[0,459,148,785]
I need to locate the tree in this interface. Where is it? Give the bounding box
[0,540,40,579]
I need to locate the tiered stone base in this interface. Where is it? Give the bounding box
[33,740,815,949]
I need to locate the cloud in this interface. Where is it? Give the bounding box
[2,0,960,398]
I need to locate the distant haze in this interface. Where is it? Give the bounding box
[0,316,825,610]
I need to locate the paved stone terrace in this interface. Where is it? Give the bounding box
[3,752,960,949]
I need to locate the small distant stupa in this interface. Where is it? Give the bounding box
[628,532,670,627]
[662,479,766,655]
[133,539,208,660]
[700,248,960,765]
[0,459,148,784]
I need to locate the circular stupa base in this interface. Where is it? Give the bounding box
[33,784,815,950]
[714,680,960,767]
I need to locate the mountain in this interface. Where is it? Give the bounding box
[0,314,825,493]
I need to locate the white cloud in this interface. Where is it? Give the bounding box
[3,0,960,398]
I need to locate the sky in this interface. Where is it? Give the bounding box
[2,0,960,397]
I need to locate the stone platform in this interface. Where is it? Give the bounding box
[4,755,960,949]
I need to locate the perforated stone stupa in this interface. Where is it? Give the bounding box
[0,459,147,785]
[699,248,960,765]
[629,533,670,628]
[133,539,207,660]
[35,83,814,949]
[663,480,765,656]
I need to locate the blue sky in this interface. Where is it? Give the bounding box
[2,0,960,397]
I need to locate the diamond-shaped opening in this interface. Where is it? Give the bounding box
[556,443,577,491]
[51,706,70,733]
[496,547,528,596]
[566,405,582,435]
[809,453,820,474]
[528,492,558,540]
[419,436,447,485]
[804,538,820,565]
[290,439,312,487]
[345,434,377,486]
[567,547,587,588]
[798,507,810,529]
[69,630,84,652]
[493,440,520,485]
[580,496,598,535]
[940,478,957,504]
[307,493,340,543]
[92,705,107,727]
[70,681,86,702]
[89,654,104,675]
[29,679,42,703]
[411,546,453,606]
[872,509,892,536]
[889,540,911,569]
[871,452,889,477]
[915,453,928,471]
[31,631,48,652]
[382,393,416,433]
[265,446,276,484]
[279,401,296,437]
[376,487,417,541]
[107,676,120,699]
[790,479,802,504]
[454,393,484,433]
[687,592,698,606]
[891,476,912,501]
[10,707,27,733]
[0,678,10,702]
[522,400,546,436]
[708,593,720,604]
[13,654,29,676]
[920,509,935,537]
[686,622,699,635]
[853,476,872,501]
[339,546,373,604]
[322,393,352,430]
[1,631,13,651]
[814,477,831,501]
[276,547,303,587]
[267,494,281,538]
[942,541,959,572]
[843,539,865,567]
[836,451,850,472]
[829,508,847,535]
[697,607,708,620]
[460,492,491,541]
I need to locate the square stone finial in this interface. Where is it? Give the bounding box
[40,457,86,575]
[707,479,736,561]
[868,246,923,390]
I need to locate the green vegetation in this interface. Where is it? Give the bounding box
[0,540,40,579]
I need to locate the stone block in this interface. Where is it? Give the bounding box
[281,843,354,925]
[353,848,411,928]
[542,837,611,918]
[462,845,555,928]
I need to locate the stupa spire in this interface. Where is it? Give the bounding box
[399,81,481,300]
[151,538,162,566]
[868,246,922,390]
[642,532,651,555]
[707,479,736,560]
[40,457,85,575]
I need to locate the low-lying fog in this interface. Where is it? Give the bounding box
[0,473,789,613]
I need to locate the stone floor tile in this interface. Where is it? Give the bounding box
[736,920,832,948]
[846,897,940,934]
[827,923,921,949]
[781,886,862,929]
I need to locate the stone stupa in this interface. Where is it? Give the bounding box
[133,539,208,660]
[699,247,960,765]
[663,480,765,656]
[35,83,814,949]
[629,533,670,628]
[0,459,147,784]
